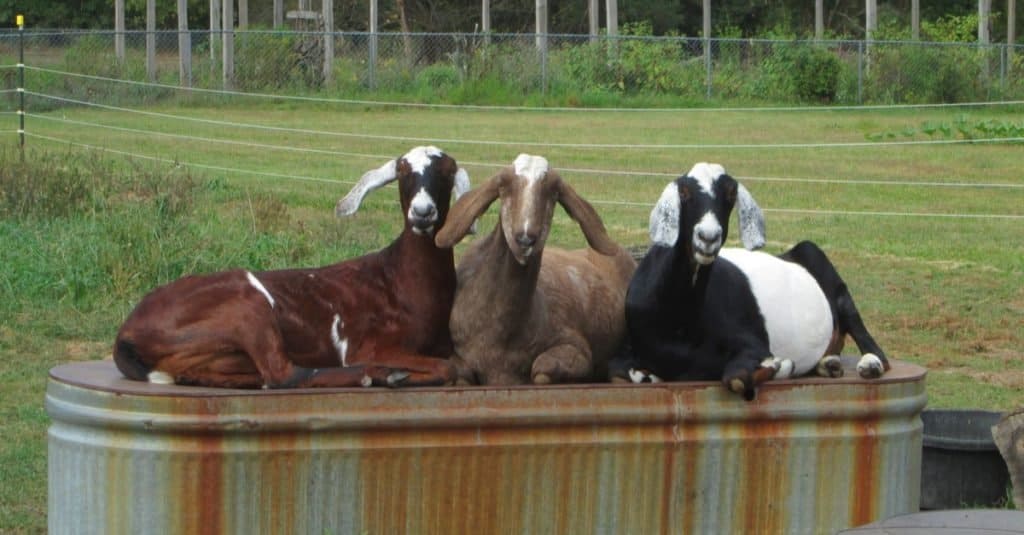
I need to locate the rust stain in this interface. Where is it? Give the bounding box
[49,360,926,534]
[191,397,224,535]
[850,386,881,526]
[732,397,789,535]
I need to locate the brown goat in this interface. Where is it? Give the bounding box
[113,146,468,388]
[435,154,636,385]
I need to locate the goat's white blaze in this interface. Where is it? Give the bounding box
[331,314,349,367]
[246,271,276,308]
[688,162,726,198]
[407,187,436,233]
[692,211,723,265]
[147,370,175,385]
[718,248,833,376]
[404,145,442,174]
[513,154,549,237]
[650,182,680,247]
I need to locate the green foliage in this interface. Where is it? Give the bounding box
[415,63,461,97]
[922,13,982,42]
[742,41,843,103]
[558,22,702,97]
[864,42,988,104]
[866,116,1024,142]
[234,32,324,91]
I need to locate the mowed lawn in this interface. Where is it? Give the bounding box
[2,102,1022,529]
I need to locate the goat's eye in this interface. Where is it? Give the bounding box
[680,185,692,202]
[725,184,737,204]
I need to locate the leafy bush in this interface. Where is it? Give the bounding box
[559,22,700,97]
[416,63,460,93]
[234,32,323,91]
[746,41,843,103]
[864,43,986,104]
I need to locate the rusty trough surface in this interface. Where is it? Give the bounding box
[46,358,926,535]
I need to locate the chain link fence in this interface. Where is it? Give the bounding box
[1,29,1022,107]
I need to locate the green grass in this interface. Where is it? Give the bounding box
[2,103,1023,531]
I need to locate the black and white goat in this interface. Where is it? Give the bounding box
[622,163,890,400]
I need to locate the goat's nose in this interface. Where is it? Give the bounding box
[413,203,436,218]
[516,233,537,248]
[698,227,721,243]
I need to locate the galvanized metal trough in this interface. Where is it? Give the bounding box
[47,358,926,534]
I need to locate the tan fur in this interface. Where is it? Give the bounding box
[439,159,636,385]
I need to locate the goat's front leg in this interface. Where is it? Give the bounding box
[292,365,403,388]
[531,343,593,384]
[375,353,457,387]
[344,348,457,387]
[721,348,778,401]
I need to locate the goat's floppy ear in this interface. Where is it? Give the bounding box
[336,159,398,217]
[736,183,765,250]
[435,172,501,248]
[452,167,478,235]
[556,176,621,256]
[453,167,471,201]
[649,181,680,247]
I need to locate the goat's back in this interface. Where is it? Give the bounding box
[537,246,636,356]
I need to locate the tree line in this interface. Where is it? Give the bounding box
[2,0,1016,42]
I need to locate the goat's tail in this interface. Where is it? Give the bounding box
[113,338,150,381]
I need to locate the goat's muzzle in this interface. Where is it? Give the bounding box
[692,215,723,265]
[511,232,539,264]
[408,204,439,236]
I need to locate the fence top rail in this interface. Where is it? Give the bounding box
[1,29,1021,50]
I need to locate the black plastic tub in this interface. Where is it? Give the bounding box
[920,409,1011,509]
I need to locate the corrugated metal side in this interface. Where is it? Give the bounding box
[47,359,925,535]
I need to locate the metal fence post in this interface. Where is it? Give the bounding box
[17,14,25,156]
[369,0,378,89]
[540,33,548,94]
[857,40,864,104]
[705,38,712,100]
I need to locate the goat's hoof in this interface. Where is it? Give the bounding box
[724,374,757,401]
[628,368,662,384]
[386,370,411,387]
[817,355,844,378]
[532,373,552,385]
[857,354,884,379]
[759,357,780,373]
[777,358,795,378]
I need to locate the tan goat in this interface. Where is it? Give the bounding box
[435,154,636,385]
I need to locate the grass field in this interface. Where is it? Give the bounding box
[2,101,1023,530]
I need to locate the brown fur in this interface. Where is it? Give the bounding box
[113,150,463,388]
[436,157,636,385]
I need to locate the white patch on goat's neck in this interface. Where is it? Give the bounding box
[147,370,175,385]
[688,162,726,198]
[331,314,349,367]
[246,271,275,308]
[404,146,443,174]
[650,182,681,247]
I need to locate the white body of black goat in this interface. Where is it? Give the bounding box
[622,163,889,400]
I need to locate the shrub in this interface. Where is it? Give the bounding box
[748,41,842,103]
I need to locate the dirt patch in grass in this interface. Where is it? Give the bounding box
[965,370,1024,390]
[64,340,110,362]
